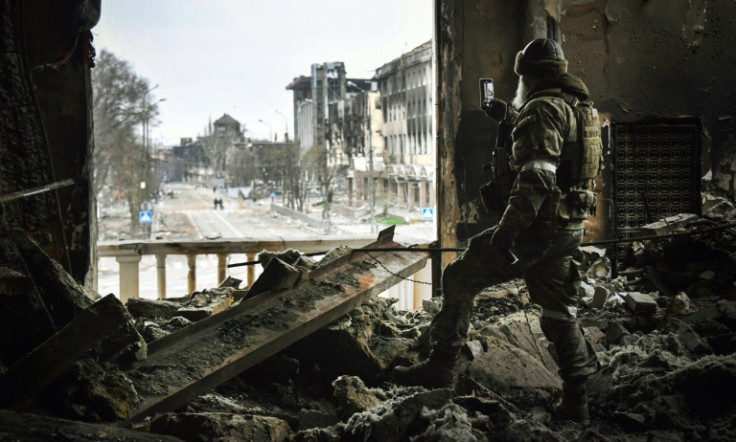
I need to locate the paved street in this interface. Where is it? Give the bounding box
[97,182,434,299]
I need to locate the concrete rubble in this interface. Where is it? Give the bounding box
[1,213,736,441]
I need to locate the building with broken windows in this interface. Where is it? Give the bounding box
[287,62,367,154]
[373,40,435,212]
[287,63,382,203]
[287,41,435,213]
[169,137,209,183]
[166,113,245,186]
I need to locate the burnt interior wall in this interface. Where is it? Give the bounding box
[30,58,95,287]
[24,0,97,285]
[437,0,736,266]
[0,0,96,286]
[561,0,736,194]
[436,0,526,263]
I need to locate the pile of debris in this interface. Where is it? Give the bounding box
[1,214,735,441]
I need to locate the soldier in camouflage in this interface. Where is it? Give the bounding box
[394,38,599,424]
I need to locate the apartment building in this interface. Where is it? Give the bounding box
[286,40,435,212]
[373,40,435,211]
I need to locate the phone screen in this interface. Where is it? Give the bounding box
[479,78,494,107]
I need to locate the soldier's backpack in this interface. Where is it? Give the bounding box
[555,94,603,221]
[556,95,603,191]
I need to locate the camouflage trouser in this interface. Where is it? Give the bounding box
[429,225,598,381]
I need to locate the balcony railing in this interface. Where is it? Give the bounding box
[96,236,433,310]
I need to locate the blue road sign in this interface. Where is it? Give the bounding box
[421,207,434,220]
[139,211,153,224]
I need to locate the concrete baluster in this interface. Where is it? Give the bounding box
[156,254,167,299]
[217,253,227,285]
[413,259,432,310]
[246,252,256,287]
[116,254,142,303]
[187,254,197,294]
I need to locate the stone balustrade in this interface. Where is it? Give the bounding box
[97,236,433,309]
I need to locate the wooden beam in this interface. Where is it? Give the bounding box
[0,294,134,410]
[12,232,96,325]
[125,228,427,422]
[0,409,184,442]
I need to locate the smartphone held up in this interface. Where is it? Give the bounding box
[479,78,494,109]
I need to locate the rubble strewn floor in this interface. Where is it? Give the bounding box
[2,212,735,441]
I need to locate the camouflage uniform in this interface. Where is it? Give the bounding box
[429,73,598,383]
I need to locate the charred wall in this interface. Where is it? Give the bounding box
[1,0,98,285]
[437,0,736,264]
[436,0,526,262]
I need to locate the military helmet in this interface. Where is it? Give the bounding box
[514,38,568,78]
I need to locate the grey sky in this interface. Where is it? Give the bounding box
[93,0,434,146]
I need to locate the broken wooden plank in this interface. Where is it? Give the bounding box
[0,267,32,294]
[125,227,427,422]
[0,294,135,410]
[0,409,184,442]
[11,231,98,326]
[0,233,58,365]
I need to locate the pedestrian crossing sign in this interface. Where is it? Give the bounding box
[139,211,153,224]
[421,207,434,220]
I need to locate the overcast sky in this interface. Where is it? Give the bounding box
[93,0,434,146]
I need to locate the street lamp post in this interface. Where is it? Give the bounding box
[140,84,163,239]
[275,110,288,141]
[142,84,160,153]
[367,103,376,234]
[258,119,273,142]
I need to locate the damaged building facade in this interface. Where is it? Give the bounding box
[374,40,436,212]
[287,40,435,213]
[2,0,736,441]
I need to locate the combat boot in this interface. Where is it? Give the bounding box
[554,379,590,425]
[392,349,458,389]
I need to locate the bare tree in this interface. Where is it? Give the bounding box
[92,49,162,235]
[302,144,336,215]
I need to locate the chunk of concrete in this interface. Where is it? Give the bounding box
[625,292,658,314]
[605,322,630,345]
[589,284,614,309]
[149,412,293,442]
[586,257,612,280]
[584,327,606,349]
[578,280,595,304]
[464,340,484,360]
[467,336,561,398]
[126,298,181,320]
[332,375,380,418]
[246,257,302,298]
[666,292,692,316]
[639,213,699,236]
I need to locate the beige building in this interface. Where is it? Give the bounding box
[373,40,435,212]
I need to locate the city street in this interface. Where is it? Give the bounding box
[97,183,434,299]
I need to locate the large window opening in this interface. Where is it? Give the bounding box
[92,1,437,301]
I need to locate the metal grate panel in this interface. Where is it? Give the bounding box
[611,121,701,266]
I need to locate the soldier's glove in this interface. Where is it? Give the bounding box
[490,225,515,251]
[481,99,508,122]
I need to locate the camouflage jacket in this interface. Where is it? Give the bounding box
[498,74,591,239]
